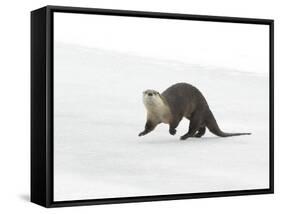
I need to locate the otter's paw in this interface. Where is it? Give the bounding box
[180,135,188,140]
[193,133,203,138]
[169,129,177,135]
[138,131,146,137]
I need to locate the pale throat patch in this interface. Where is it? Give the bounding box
[143,94,171,124]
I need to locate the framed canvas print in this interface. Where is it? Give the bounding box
[31,5,274,208]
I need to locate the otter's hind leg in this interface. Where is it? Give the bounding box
[180,116,201,140]
[139,120,158,136]
[193,127,206,138]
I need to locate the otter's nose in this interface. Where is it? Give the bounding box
[148,93,153,96]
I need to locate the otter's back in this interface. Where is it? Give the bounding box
[161,83,208,116]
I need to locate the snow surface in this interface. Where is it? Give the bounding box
[54,42,269,201]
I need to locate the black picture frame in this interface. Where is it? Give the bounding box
[31,5,274,208]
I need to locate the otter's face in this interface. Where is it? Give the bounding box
[142,89,162,106]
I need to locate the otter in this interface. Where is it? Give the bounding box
[138,82,251,140]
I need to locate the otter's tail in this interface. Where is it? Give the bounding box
[205,111,251,137]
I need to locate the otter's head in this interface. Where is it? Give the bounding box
[142,89,163,107]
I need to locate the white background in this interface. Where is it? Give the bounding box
[54,13,269,73]
[0,0,279,213]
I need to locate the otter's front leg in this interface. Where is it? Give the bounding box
[169,117,182,135]
[138,120,157,136]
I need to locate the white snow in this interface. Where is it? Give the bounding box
[54,43,269,201]
[54,12,269,74]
